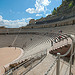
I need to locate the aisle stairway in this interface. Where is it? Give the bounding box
[72,61,75,75]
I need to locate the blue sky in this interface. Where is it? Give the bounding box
[0,0,62,28]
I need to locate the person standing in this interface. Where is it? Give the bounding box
[51,40,53,47]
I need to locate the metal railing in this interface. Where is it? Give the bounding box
[3,49,47,75]
[44,34,75,75]
[3,34,75,75]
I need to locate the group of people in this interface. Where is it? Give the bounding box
[51,35,63,47]
[59,30,62,33]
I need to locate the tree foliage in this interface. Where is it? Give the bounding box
[68,1,73,8]
[52,8,57,15]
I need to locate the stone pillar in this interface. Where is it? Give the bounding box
[56,53,60,75]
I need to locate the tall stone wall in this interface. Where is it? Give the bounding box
[25,17,75,29]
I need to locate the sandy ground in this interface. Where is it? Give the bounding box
[0,47,22,75]
[0,37,72,75]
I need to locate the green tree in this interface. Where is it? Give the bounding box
[68,1,73,8]
[52,8,57,15]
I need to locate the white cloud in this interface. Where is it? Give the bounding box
[0,15,28,28]
[26,8,36,14]
[0,15,3,21]
[26,0,51,14]
[26,17,32,21]
[36,14,42,16]
[42,0,51,6]
[35,0,45,13]
[46,14,49,16]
